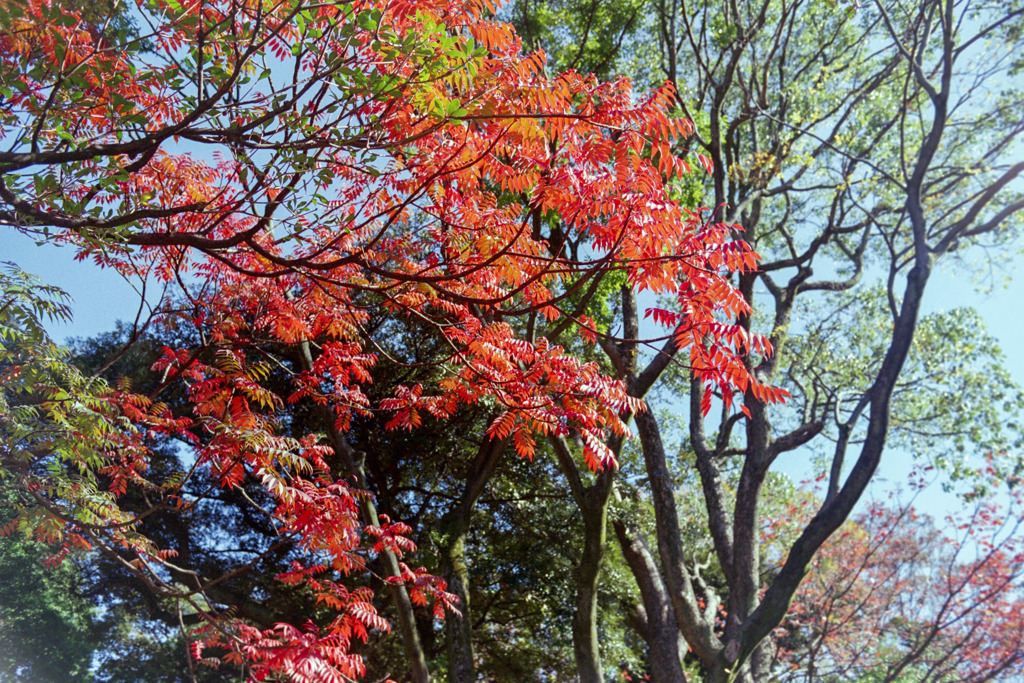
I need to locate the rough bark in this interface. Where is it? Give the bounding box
[551,433,614,683]
[443,531,475,683]
[634,406,722,668]
[613,520,687,683]
[574,473,614,683]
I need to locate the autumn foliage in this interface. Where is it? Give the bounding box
[775,472,1024,682]
[0,0,788,678]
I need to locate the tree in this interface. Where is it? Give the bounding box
[6,0,1024,680]
[499,0,1024,680]
[1,0,776,680]
[777,477,1024,683]
[0,530,98,682]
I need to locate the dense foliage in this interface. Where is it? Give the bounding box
[2,0,1023,680]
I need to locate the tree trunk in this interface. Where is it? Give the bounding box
[613,520,687,683]
[634,407,721,667]
[362,497,432,683]
[440,437,504,683]
[573,473,613,683]
[296,339,431,683]
[443,529,475,683]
